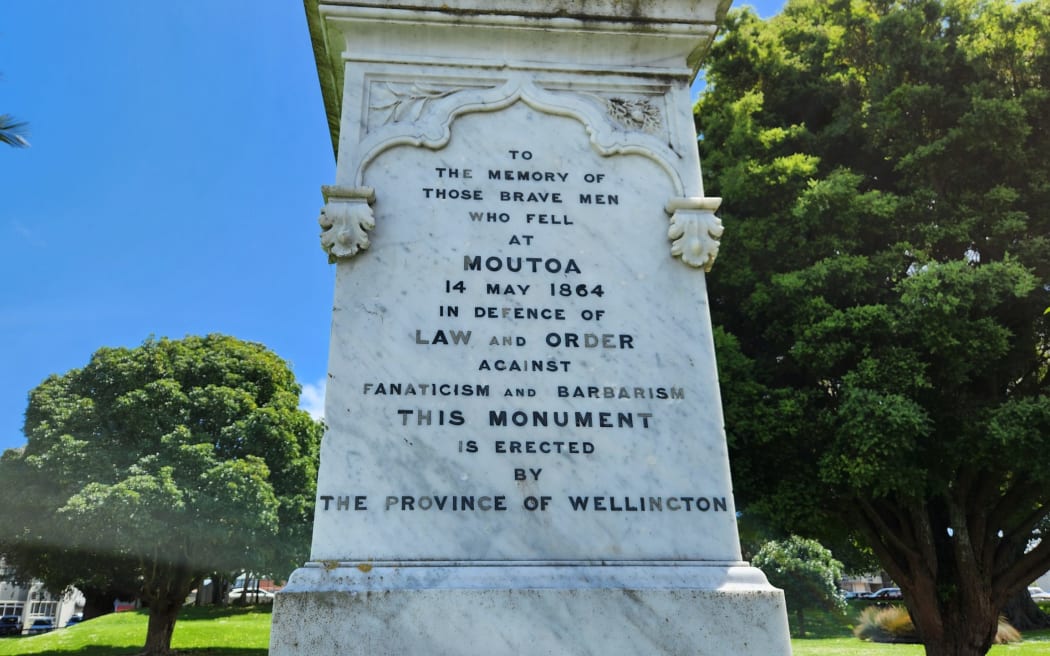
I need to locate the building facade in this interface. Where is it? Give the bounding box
[0,560,83,633]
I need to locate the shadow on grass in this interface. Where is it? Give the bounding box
[178,605,274,619]
[790,602,859,639]
[25,646,266,650]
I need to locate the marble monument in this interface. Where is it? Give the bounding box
[270,2,792,653]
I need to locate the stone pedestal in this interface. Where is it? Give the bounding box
[272,565,788,655]
[272,2,791,653]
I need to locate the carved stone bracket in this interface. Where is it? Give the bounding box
[320,186,376,263]
[666,197,723,272]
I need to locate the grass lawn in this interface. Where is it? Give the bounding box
[1,601,1048,655]
[791,603,1050,656]
[794,634,1050,656]
[0,606,271,656]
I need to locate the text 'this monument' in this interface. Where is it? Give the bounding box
[271,2,792,653]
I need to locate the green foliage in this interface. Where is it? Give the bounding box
[0,335,321,655]
[754,536,846,636]
[699,1,1050,653]
[755,537,846,609]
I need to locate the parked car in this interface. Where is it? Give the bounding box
[65,614,84,627]
[26,618,55,634]
[226,587,275,604]
[868,587,903,600]
[1029,586,1050,601]
[841,591,869,600]
[0,616,21,637]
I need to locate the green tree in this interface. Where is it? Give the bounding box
[0,335,322,656]
[696,1,1050,655]
[753,536,845,637]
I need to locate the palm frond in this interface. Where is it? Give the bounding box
[0,114,30,148]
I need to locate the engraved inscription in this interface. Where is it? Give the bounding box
[320,107,734,564]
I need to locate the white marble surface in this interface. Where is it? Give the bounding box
[271,564,792,656]
[307,0,727,153]
[277,3,792,654]
[312,101,741,563]
[319,0,731,23]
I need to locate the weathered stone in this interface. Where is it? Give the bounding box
[272,2,791,653]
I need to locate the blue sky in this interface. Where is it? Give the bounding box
[0,0,783,454]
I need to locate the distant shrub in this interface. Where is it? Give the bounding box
[854,606,919,643]
[854,606,1021,644]
[752,536,845,637]
[995,620,1021,644]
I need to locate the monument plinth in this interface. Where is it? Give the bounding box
[271,2,792,653]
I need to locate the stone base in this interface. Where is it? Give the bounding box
[270,563,791,655]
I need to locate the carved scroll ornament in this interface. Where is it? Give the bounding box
[666,197,723,272]
[320,186,376,262]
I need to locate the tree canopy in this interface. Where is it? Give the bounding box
[696,1,1050,654]
[0,335,322,655]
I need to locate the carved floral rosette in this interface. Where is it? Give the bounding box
[599,95,663,134]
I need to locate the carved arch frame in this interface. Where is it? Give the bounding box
[321,69,721,269]
[350,72,685,192]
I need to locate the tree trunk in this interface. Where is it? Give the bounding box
[852,493,1045,656]
[210,575,227,605]
[907,593,998,656]
[917,622,996,656]
[142,600,180,656]
[795,607,806,638]
[80,587,114,621]
[1003,588,1050,631]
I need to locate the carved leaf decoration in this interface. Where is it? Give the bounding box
[319,199,375,262]
[369,85,399,111]
[668,209,724,271]
[371,83,462,124]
